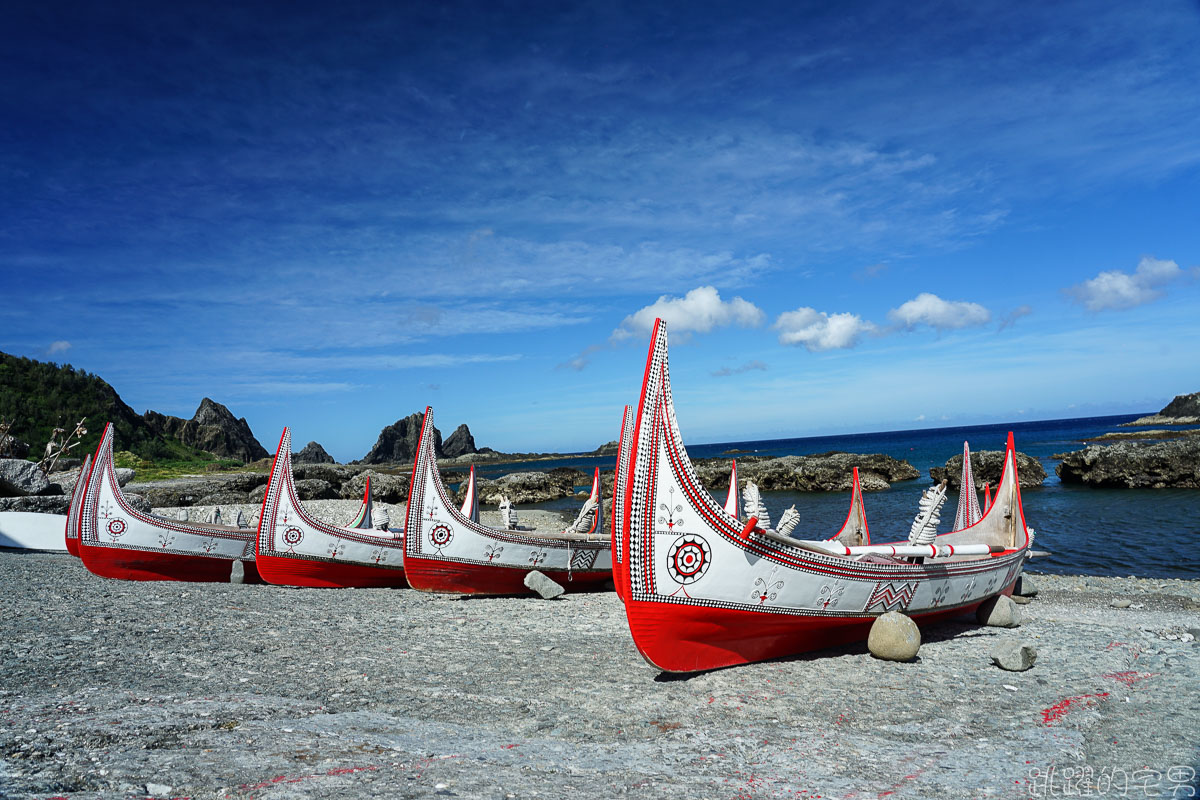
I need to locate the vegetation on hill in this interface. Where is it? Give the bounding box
[0,351,216,464]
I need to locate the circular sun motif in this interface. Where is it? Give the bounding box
[429,524,453,548]
[106,518,127,538]
[281,526,304,547]
[666,534,711,585]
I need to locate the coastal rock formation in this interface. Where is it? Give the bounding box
[692,453,919,493]
[143,398,269,463]
[930,450,1046,489]
[0,435,30,459]
[475,468,586,505]
[339,470,410,504]
[1055,439,1200,488]
[0,495,69,513]
[1120,391,1200,426]
[0,459,51,497]
[441,424,478,458]
[359,413,442,463]
[293,441,335,464]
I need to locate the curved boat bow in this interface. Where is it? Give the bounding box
[617,320,1032,672]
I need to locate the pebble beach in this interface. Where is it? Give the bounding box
[1,500,1198,799]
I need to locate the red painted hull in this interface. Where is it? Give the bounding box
[404,555,610,596]
[624,592,1008,673]
[255,551,407,588]
[65,534,80,558]
[79,543,264,584]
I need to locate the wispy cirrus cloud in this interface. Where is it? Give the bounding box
[712,360,768,377]
[1065,256,1184,311]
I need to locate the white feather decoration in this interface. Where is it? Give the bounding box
[775,504,800,537]
[371,506,391,531]
[909,481,947,546]
[742,481,772,530]
[564,495,598,535]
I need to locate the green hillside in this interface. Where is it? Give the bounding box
[0,351,214,463]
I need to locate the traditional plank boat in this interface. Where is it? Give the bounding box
[77,423,263,583]
[612,405,636,603]
[255,428,406,588]
[402,406,612,595]
[617,320,1032,672]
[723,460,741,520]
[460,465,480,523]
[64,452,92,556]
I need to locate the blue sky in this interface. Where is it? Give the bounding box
[2,1,1198,460]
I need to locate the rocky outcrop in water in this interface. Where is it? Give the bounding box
[692,453,919,493]
[359,413,440,463]
[441,425,477,458]
[143,398,269,462]
[930,450,1046,489]
[1120,391,1200,426]
[1055,438,1200,488]
[293,441,335,464]
[474,468,588,505]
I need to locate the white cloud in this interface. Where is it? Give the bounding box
[773,308,876,351]
[712,360,768,377]
[888,293,991,330]
[997,304,1033,332]
[611,286,764,341]
[1066,256,1182,311]
[46,340,71,356]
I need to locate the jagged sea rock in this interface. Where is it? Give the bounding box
[114,467,135,487]
[442,424,477,458]
[124,493,152,514]
[1120,392,1200,426]
[142,398,269,462]
[293,479,338,501]
[359,413,442,464]
[930,450,1045,489]
[0,459,50,497]
[294,441,335,464]
[1055,438,1200,488]
[291,463,353,484]
[693,453,917,493]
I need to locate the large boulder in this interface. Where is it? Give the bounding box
[359,413,441,464]
[477,468,585,505]
[339,470,410,503]
[292,463,351,484]
[293,479,338,500]
[0,435,31,459]
[0,459,50,497]
[442,425,477,458]
[692,453,918,493]
[930,450,1046,489]
[0,495,69,513]
[143,398,269,462]
[294,441,335,464]
[1056,439,1200,488]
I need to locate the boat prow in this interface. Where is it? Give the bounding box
[402,406,612,596]
[831,467,870,547]
[64,452,92,556]
[617,320,1032,672]
[78,423,263,583]
[460,465,480,523]
[255,428,407,588]
[612,405,636,603]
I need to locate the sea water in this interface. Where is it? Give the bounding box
[488,413,1200,580]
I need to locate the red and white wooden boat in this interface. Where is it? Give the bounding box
[255,428,406,588]
[78,424,263,583]
[64,453,92,557]
[402,407,612,595]
[460,465,480,523]
[611,405,636,603]
[723,460,741,520]
[617,320,1032,672]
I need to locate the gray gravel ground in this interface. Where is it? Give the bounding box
[2,549,1197,799]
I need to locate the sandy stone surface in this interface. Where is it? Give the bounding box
[1,547,1198,799]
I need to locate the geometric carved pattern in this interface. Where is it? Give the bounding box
[864,581,919,612]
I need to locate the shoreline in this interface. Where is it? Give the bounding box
[1,553,1196,799]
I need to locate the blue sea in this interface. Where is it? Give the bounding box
[477,414,1200,580]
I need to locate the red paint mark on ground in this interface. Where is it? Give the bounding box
[500,744,519,749]
[1041,693,1110,724]
[1102,671,1158,687]
[241,765,378,792]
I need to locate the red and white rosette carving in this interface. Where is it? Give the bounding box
[666,534,710,585]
